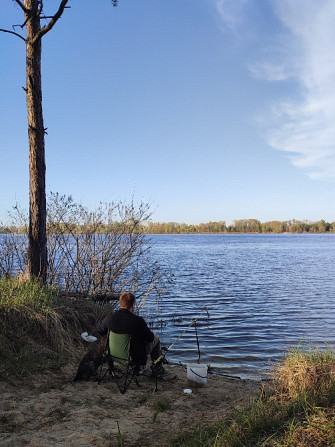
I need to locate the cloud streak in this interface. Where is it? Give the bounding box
[268,0,335,180]
[217,0,335,180]
[215,0,248,31]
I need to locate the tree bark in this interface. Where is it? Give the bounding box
[25,0,47,281]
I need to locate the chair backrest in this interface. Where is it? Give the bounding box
[108,331,131,366]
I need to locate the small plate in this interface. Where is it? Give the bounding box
[81,332,97,342]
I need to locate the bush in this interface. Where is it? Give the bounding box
[0,193,168,300]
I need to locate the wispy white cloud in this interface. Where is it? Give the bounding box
[249,61,294,82]
[215,0,248,31]
[266,0,335,180]
[216,0,335,180]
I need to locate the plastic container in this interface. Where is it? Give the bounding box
[81,332,97,342]
[187,363,208,387]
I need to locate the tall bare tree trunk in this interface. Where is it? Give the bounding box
[25,0,47,281]
[2,0,115,281]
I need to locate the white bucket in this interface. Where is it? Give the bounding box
[187,363,208,387]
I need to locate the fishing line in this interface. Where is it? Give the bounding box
[161,307,210,364]
[163,318,198,353]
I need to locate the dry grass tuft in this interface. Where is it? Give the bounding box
[172,346,335,447]
[279,408,335,447]
[0,277,104,381]
[272,346,335,404]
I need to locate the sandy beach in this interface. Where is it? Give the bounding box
[0,364,260,447]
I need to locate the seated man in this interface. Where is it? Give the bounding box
[96,291,165,376]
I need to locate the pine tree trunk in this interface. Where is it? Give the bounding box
[25,0,47,281]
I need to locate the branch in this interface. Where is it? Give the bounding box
[33,0,70,43]
[13,0,28,13]
[13,17,29,30]
[38,0,44,15]
[0,28,26,42]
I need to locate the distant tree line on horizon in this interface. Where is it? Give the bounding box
[1,218,334,234]
[143,219,335,234]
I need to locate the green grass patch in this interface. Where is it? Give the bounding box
[0,276,57,310]
[153,396,172,422]
[172,346,335,447]
[0,276,101,381]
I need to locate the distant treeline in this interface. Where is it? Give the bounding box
[1,219,335,235]
[143,219,335,234]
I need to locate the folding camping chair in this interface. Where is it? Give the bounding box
[98,330,140,394]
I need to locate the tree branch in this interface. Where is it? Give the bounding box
[13,0,28,13]
[13,17,29,30]
[33,0,70,43]
[38,0,44,14]
[0,28,26,42]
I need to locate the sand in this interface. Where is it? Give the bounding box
[0,364,260,447]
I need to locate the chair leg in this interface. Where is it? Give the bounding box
[134,374,140,387]
[98,354,140,394]
[98,357,107,384]
[113,363,139,394]
[155,363,158,392]
[98,357,114,384]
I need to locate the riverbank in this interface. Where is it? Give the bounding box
[0,363,260,447]
[1,278,335,446]
[0,277,261,446]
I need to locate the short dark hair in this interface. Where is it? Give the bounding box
[119,291,136,309]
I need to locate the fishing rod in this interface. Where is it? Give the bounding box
[150,319,200,392]
[193,319,201,363]
[163,318,201,360]
[163,318,197,352]
[160,307,210,363]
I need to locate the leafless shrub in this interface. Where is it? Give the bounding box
[0,193,167,301]
[0,206,28,277]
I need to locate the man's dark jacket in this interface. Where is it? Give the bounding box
[97,308,154,366]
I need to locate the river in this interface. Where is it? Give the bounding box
[144,233,335,379]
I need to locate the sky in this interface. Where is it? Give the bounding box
[1,0,335,225]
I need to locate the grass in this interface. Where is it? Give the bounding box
[0,276,101,381]
[116,420,125,447]
[0,275,56,309]
[274,345,335,407]
[172,346,335,447]
[153,396,172,422]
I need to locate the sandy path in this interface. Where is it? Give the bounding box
[0,365,260,447]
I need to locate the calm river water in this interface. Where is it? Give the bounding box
[144,234,335,379]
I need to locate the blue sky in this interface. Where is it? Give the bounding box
[1,0,335,225]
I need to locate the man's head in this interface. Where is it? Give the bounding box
[119,291,136,312]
